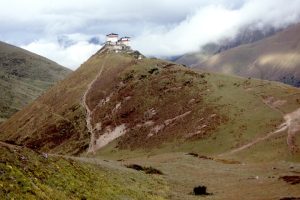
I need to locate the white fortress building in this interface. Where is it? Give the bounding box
[106,33,131,50]
[106,33,119,44]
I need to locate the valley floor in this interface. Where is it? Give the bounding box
[122,152,300,200]
[64,152,300,200]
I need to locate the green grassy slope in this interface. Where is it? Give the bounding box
[0,142,167,199]
[0,41,71,123]
[96,72,300,162]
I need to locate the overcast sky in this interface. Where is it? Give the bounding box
[1,0,300,69]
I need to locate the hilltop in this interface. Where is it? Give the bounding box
[0,41,71,123]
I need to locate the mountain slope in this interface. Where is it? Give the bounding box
[0,46,299,162]
[0,41,71,123]
[175,43,220,66]
[175,26,280,67]
[194,23,300,87]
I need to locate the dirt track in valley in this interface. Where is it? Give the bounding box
[221,97,300,156]
[221,122,288,156]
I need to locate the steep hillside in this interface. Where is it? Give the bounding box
[0,41,71,123]
[195,23,300,87]
[0,45,299,163]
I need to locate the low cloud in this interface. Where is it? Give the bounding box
[22,36,102,69]
[132,0,300,57]
[1,0,300,68]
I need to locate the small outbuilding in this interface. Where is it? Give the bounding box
[118,37,131,46]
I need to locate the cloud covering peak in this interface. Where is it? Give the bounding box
[1,0,300,69]
[132,0,300,56]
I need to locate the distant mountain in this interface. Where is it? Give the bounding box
[176,25,281,67]
[190,23,300,87]
[175,43,220,66]
[0,41,71,123]
[88,37,102,45]
[217,25,280,53]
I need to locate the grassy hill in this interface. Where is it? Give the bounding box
[0,46,299,161]
[1,46,300,199]
[193,23,300,87]
[0,41,71,123]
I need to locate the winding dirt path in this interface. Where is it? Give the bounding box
[222,122,288,156]
[284,108,300,153]
[260,94,300,153]
[82,55,107,154]
[221,104,300,156]
[0,141,19,149]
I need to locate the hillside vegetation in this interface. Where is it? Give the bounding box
[0,142,167,199]
[0,46,299,162]
[0,41,71,123]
